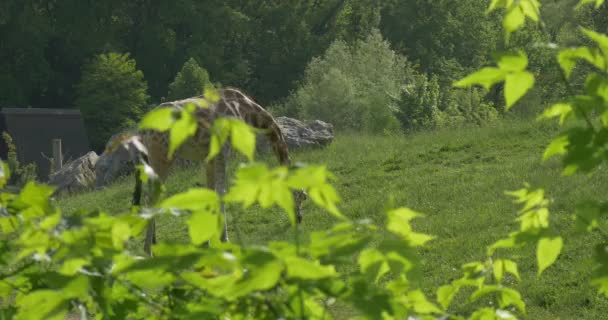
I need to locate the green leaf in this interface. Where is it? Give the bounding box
[499,288,526,313]
[111,220,131,250]
[487,0,506,13]
[577,0,606,8]
[454,67,505,90]
[139,107,174,131]
[493,259,505,283]
[285,256,337,280]
[227,250,284,298]
[558,47,606,79]
[159,188,219,212]
[358,248,389,282]
[204,87,221,103]
[407,290,443,315]
[15,290,68,320]
[169,110,197,159]
[230,120,256,161]
[59,258,89,275]
[0,161,9,188]
[386,208,434,246]
[504,6,525,39]
[581,27,608,51]
[16,182,55,213]
[504,259,521,281]
[520,0,540,22]
[497,52,528,71]
[543,135,569,160]
[558,50,578,80]
[436,284,459,310]
[126,269,175,289]
[206,119,231,161]
[538,103,573,125]
[187,209,219,245]
[39,212,61,230]
[470,285,502,302]
[505,71,535,109]
[537,236,563,276]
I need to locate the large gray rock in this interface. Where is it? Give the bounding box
[94,129,139,188]
[259,117,334,151]
[49,151,98,193]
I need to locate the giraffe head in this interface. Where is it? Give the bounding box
[293,189,308,223]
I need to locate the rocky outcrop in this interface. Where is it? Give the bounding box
[259,117,334,151]
[49,151,98,193]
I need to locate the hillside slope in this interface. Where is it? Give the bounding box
[57,119,608,319]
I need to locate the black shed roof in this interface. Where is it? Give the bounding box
[0,108,91,179]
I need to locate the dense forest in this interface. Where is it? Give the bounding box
[2,0,607,150]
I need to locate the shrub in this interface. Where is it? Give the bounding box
[398,74,497,130]
[397,74,442,130]
[2,132,37,186]
[76,52,149,151]
[167,57,213,100]
[290,29,409,132]
[440,87,498,127]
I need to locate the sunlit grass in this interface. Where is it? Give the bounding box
[56,118,608,319]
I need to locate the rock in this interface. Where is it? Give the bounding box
[259,117,334,151]
[94,130,138,189]
[49,151,98,193]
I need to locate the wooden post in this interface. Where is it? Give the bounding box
[52,139,63,173]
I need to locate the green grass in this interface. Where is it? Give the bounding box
[57,118,608,319]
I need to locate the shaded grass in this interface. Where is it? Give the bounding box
[56,119,608,319]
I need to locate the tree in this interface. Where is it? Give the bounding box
[76,52,148,151]
[289,30,409,132]
[167,58,212,100]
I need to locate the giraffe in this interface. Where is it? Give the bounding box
[127,87,307,255]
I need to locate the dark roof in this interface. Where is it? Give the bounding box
[0,108,91,179]
[2,108,83,116]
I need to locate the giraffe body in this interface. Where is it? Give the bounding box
[130,88,304,255]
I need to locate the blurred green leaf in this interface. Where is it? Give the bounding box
[139,107,174,131]
[285,256,337,280]
[454,67,505,90]
[407,290,442,315]
[505,71,534,109]
[538,103,573,125]
[230,120,256,162]
[160,188,219,212]
[169,110,197,158]
[187,209,219,245]
[436,284,459,310]
[537,236,563,276]
[358,248,389,282]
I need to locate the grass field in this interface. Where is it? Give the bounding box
[57,118,608,319]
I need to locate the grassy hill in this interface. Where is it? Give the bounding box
[57,119,608,319]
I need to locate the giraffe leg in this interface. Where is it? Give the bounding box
[205,159,216,245]
[143,139,172,256]
[215,148,229,242]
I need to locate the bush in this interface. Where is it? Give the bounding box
[439,87,498,127]
[397,74,442,130]
[167,58,213,100]
[76,52,149,151]
[290,29,409,132]
[397,74,497,130]
[2,132,37,186]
